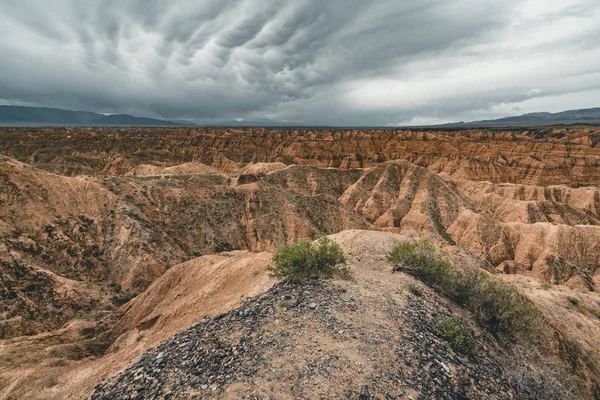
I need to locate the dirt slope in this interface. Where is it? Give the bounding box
[0,251,274,400]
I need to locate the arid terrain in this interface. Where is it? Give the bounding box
[1,127,600,399]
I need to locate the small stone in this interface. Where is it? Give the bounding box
[359,385,370,400]
[459,377,472,386]
[438,361,450,374]
[280,300,295,308]
[308,302,317,310]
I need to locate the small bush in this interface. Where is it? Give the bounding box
[111,291,138,306]
[567,296,580,306]
[564,339,597,372]
[109,282,122,293]
[388,241,451,285]
[80,327,98,340]
[389,240,540,338]
[434,314,478,355]
[582,354,597,371]
[469,277,539,336]
[214,241,236,253]
[268,236,348,282]
[409,283,424,297]
[540,282,553,290]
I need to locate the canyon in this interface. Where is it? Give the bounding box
[1,126,600,399]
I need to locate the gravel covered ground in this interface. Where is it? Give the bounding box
[92,276,514,399]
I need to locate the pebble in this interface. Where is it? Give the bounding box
[359,385,370,399]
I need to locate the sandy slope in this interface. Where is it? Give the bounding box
[0,251,274,400]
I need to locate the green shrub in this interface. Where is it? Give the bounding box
[387,241,451,285]
[583,354,597,372]
[567,296,580,306]
[109,282,122,293]
[387,240,437,264]
[268,236,349,282]
[540,282,553,290]
[468,277,539,336]
[389,240,540,338]
[409,283,424,297]
[434,314,478,355]
[214,241,236,253]
[111,291,138,306]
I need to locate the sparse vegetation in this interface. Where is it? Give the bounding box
[111,291,138,306]
[389,240,540,337]
[268,236,349,282]
[510,364,574,400]
[42,377,59,389]
[121,208,141,220]
[80,326,98,340]
[214,241,236,253]
[109,282,122,293]
[567,296,580,306]
[408,283,424,297]
[387,241,451,285]
[583,353,598,372]
[434,314,478,355]
[540,282,553,290]
[564,339,598,372]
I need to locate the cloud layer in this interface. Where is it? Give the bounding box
[1,0,599,125]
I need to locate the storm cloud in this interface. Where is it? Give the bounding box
[1,0,599,125]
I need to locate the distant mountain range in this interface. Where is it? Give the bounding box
[1,105,599,128]
[0,105,190,127]
[440,107,600,128]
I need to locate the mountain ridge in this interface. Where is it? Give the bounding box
[439,107,600,128]
[2,105,600,127]
[0,105,190,127]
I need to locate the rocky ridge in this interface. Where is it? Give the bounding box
[92,280,514,399]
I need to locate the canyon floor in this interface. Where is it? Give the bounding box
[1,127,600,399]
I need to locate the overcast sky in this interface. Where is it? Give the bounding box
[1,0,599,125]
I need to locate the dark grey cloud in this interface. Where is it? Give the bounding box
[0,0,599,125]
